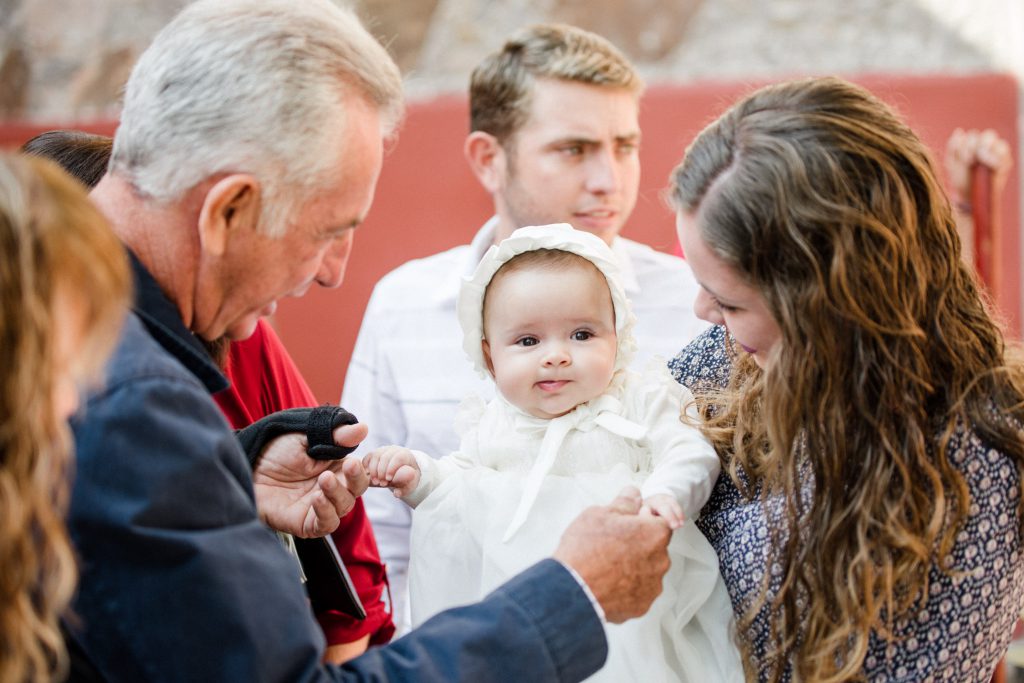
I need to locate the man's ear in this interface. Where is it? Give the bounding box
[464,131,506,195]
[481,338,496,377]
[197,174,261,257]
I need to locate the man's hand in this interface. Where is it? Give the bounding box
[641,493,685,529]
[252,421,369,538]
[553,486,672,623]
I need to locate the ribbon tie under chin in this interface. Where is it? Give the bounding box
[501,394,646,543]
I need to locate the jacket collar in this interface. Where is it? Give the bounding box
[129,251,228,394]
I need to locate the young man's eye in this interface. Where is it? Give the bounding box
[571,330,593,341]
[516,337,539,347]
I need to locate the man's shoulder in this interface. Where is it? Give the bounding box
[103,314,207,394]
[74,312,244,481]
[367,243,473,309]
[377,243,472,287]
[618,237,700,296]
[619,237,690,273]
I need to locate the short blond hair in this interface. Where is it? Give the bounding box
[469,23,642,144]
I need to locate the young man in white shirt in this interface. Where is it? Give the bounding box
[342,24,708,632]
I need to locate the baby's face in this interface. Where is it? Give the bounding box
[482,261,617,419]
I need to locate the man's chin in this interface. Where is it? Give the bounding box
[568,219,620,245]
[223,315,262,342]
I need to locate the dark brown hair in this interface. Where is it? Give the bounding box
[21,130,113,189]
[671,76,1024,682]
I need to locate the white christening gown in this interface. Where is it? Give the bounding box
[405,364,743,682]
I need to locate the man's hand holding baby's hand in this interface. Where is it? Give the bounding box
[362,446,421,498]
[641,493,684,530]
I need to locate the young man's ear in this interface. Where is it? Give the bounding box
[464,131,506,195]
[481,339,496,377]
[197,174,261,256]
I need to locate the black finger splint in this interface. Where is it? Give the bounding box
[235,405,359,469]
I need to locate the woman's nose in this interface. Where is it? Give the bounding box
[694,289,724,326]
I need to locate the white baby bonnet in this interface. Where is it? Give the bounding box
[456,223,638,377]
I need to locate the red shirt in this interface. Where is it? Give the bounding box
[214,319,395,646]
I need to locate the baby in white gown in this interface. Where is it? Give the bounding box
[363,224,742,682]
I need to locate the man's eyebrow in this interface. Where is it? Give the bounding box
[548,132,641,146]
[322,220,361,236]
[547,136,600,147]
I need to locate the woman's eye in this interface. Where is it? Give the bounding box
[712,297,739,313]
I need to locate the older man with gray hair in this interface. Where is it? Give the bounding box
[66,1,672,681]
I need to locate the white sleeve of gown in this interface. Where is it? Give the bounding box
[403,402,484,507]
[636,362,721,520]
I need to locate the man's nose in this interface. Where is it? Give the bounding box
[316,232,354,288]
[584,148,622,195]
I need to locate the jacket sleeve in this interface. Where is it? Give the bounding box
[333,559,608,683]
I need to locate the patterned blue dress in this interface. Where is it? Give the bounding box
[669,325,1024,681]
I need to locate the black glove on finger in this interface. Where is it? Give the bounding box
[235,405,359,469]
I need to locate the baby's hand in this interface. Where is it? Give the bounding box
[362,446,421,498]
[641,494,685,530]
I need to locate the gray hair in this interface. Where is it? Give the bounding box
[111,0,404,235]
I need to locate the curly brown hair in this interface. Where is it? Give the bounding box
[0,154,130,682]
[670,77,1024,681]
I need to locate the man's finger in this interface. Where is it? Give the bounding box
[333,421,369,450]
[317,470,357,520]
[340,456,369,497]
[306,489,341,538]
[607,486,642,514]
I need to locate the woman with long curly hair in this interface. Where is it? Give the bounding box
[0,154,130,681]
[668,76,1024,681]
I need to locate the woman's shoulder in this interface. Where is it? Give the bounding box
[668,325,733,393]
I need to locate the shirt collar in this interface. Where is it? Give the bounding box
[129,251,229,394]
[608,236,640,295]
[450,217,641,299]
[464,216,500,276]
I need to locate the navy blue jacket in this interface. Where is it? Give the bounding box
[66,258,607,681]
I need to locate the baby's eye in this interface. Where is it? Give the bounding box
[571,330,593,341]
[516,336,539,347]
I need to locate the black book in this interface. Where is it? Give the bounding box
[293,535,366,620]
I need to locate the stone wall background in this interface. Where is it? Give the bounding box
[1,0,1021,273]
[1,0,1021,121]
